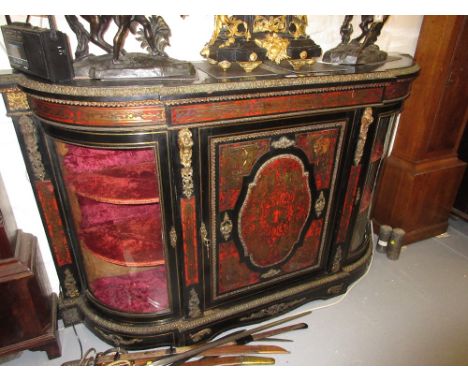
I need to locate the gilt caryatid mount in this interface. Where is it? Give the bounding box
[65,15,195,79]
[201,15,322,72]
[323,15,390,65]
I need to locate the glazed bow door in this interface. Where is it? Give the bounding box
[44,129,179,318]
[199,117,349,307]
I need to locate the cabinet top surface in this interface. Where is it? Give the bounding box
[5,54,418,101]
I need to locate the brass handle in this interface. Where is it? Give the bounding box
[220,212,233,241]
[169,226,177,248]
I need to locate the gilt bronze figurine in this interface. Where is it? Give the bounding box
[65,15,195,79]
[323,15,390,65]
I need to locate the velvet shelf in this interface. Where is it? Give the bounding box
[58,144,164,267]
[79,203,165,267]
[90,266,169,314]
[67,161,160,205]
[80,226,169,314]
[60,145,157,174]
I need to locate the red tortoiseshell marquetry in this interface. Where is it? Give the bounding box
[35,180,73,267]
[238,155,312,268]
[171,87,383,125]
[281,219,323,274]
[218,220,324,295]
[181,197,199,286]
[218,241,261,294]
[337,165,362,243]
[296,128,339,189]
[214,126,343,296]
[219,139,270,212]
[383,79,412,101]
[29,98,166,127]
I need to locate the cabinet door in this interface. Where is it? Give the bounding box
[199,118,349,306]
[48,134,179,317]
[349,112,397,256]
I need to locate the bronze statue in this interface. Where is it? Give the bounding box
[340,15,354,44]
[64,15,194,79]
[323,15,390,65]
[65,15,169,62]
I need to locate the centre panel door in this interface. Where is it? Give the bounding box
[199,117,349,307]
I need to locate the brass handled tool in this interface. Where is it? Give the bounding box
[195,344,288,356]
[62,344,288,366]
[180,356,276,366]
[62,310,311,366]
[152,310,312,366]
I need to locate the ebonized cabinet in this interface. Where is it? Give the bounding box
[0,55,418,349]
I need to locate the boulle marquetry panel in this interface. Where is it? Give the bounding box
[0,54,418,349]
[201,120,346,303]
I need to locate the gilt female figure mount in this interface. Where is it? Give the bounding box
[65,15,195,79]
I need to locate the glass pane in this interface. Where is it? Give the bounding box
[350,115,393,253]
[55,142,169,314]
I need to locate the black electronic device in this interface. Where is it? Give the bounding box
[1,16,74,82]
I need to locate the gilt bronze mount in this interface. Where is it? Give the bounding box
[201,15,321,73]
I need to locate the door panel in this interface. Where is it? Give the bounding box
[200,118,349,305]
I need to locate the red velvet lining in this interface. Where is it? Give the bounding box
[60,145,165,267]
[69,161,159,204]
[80,204,164,267]
[78,196,155,228]
[63,146,155,174]
[91,267,168,313]
[61,145,169,314]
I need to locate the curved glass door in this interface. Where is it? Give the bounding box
[55,142,170,314]
[350,114,395,253]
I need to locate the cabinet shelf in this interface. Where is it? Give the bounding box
[90,266,169,313]
[68,161,160,205]
[79,205,165,267]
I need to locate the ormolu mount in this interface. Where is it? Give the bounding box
[201,15,322,72]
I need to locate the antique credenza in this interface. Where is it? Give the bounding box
[0,56,418,349]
